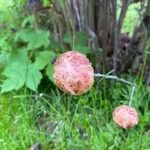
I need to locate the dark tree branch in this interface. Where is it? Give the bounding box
[113,0,118,73]
[118,0,131,36]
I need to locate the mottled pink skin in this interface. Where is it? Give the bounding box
[53,51,94,95]
[112,105,138,129]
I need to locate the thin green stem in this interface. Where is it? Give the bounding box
[72,34,75,50]
[129,84,136,106]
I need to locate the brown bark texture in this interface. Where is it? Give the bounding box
[35,0,150,79]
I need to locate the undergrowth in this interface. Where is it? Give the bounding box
[0,80,150,150]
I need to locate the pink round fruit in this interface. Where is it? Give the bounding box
[112,105,138,129]
[53,51,94,95]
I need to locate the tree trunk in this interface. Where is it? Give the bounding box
[45,0,150,76]
[96,0,116,72]
[121,0,150,76]
[50,0,117,72]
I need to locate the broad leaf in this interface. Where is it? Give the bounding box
[1,61,26,92]
[0,52,9,66]
[6,49,28,65]
[15,29,50,49]
[74,45,91,55]
[25,64,42,91]
[27,30,50,49]
[46,64,54,82]
[34,51,55,70]
[1,49,42,92]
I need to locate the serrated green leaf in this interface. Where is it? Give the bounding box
[34,51,55,70]
[15,29,50,49]
[1,61,26,93]
[74,45,91,55]
[1,49,42,92]
[25,64,42,91]
[27,30,50,49]
[1,78,23,93]
[0,34,12,51]
[2,62,42,92]
[46,64,54,82]
[15,29,30,42]
[6,49,28,65]
[1,49,28,93]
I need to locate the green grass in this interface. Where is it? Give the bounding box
[0,80,150,150]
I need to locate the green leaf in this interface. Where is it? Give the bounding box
[0,52,9,66]
[0,33,12,51]
[46,64,54,82]
[26,64,42,91]
[34,51,55,70]
[0,10,9,22]
[63,32,72,44]
[27,30,50,49]
[6,49,28,65]
[75,32,89,45]
[21,15,35,28]
[1,49,42,92]
[15,29,50,49]
[15,29,30,41]
[74,45,91,55]
[1,77,23,93]
[1,61,26,93]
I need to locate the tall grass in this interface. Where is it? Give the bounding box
[0,79,150,149]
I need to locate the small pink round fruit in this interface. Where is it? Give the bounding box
[53,51,94,95]
[112,105,138,129]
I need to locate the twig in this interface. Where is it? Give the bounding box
[94,73,136,106]
[113,0,118,72]
[94,73,134,86]
[118,0,131,36]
